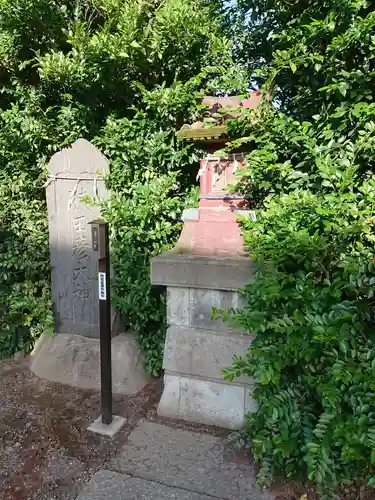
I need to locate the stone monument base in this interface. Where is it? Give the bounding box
[30,333,151,395]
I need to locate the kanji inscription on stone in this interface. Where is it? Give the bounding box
[46,139,109,338]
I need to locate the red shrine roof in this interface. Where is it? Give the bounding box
[176,90,266,142]
[202,91,263,113]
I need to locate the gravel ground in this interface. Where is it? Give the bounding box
[0,357,317,500]
[0,356,163,500]
[2,356,370,500]
[0,356,300,500]
[0,356,238,500]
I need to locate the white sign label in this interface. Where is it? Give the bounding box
[99,272,106,300]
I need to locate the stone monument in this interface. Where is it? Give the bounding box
[31,139,150,394]
[151,93,262,429]
[46,138,108,337]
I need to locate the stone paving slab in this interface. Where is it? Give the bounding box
[109,421,272,500]
[76,470,214,500]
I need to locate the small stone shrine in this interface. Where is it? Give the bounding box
[151,92,263,429]
[31,139,150,394]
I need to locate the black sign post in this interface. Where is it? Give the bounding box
[90,219,112,425]
[87,219,126,437]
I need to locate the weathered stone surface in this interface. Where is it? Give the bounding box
[245,387,258,414]
[46,138,109,338]
[110,421,272,499]
[151,254,253,291]
[167,287,247,331]
[76,470,212,500]
[167,288,190,327]
[30,333,150,395]
[189,288,242,331]
[153,257,255,429]
[163,325,253,382]
[158,374,246,429]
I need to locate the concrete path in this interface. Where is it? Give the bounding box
[76,421,273,500]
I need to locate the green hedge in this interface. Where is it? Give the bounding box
[0,0,247,370]
[221,0,375,495]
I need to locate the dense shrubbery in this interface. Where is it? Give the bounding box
[221,0,375,496]
[0,0,246,371]
[0,88,88,357]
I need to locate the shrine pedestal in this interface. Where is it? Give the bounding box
[151,254,254,429]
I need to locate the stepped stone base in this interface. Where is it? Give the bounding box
[159,374,256,429]
[151,254,255,429]
[30,333,151,395]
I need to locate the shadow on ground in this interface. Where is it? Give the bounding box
[0,357,161,500]
[0,357,323,500]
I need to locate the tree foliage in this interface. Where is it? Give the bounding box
[0,0,247,364]
[221,0,375,495]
